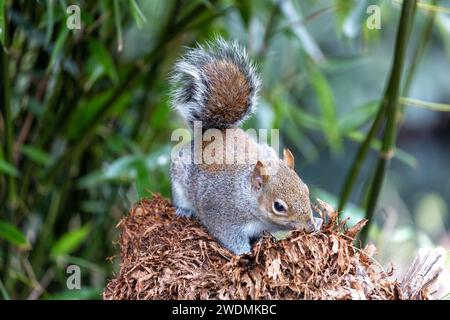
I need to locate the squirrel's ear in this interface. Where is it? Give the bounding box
[251,161,269,192]
[283,148,295,169]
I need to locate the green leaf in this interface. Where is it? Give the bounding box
[47,28,69,72]
[278,0,324,63]
[338,100,379,134]
[150,101,171,129]
[284,121,319,162]
[0,220,30,249]
[84,62,104,91]
[87,39,119,88]
[0,0,5,48]
[334,0,355,29]
[0,159,20,177]
[51,224,92,258]
[66,90,113,140]
[134,158,152,199]
[129,0,147,28]
[21,145,52,166]
[75,155,138,188]
[272,93,323,131]
[0,278,10,300]
[105,155,139,179]
[76,170,107,189]
[76,146,170,189]
[342,0,370,38]
[199,0,216,11]
[309,66,342,151]
[236,0,251,27]
[57,255,105,274]
[46,287,103,300]
[290,108,323,131]
[45,0,54,45]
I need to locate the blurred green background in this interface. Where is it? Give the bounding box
[0,0,449,299]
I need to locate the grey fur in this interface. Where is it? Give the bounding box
[169,39,316,255]
[171,146,275,255]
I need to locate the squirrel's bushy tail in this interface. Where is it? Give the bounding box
[170,38,260,129]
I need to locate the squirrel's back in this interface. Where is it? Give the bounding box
[170,38,260,129]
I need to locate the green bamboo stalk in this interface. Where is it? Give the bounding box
[352,0,434,234]
[0,3,16,207]
[359,0,417,244]
[338,105,385,213]
[338,1,427,214]
[0,1,15,292]
[401,0,436,102]
[30,189,61,276]
[30,179,71,277]
[18,74,66,203]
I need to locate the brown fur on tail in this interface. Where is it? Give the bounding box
[170,38,260,129]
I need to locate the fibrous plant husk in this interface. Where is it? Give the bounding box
[103,194,443,300]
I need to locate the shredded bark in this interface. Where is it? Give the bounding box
[103,194,440,300]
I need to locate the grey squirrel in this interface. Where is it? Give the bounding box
[169,38,320,255]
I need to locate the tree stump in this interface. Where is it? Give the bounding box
[103,194,444,300]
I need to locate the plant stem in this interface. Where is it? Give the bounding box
[402,0,436,102]
[0,277,10,300]
[0,2,15,293]
[338,105,385,213]
[113,0,123,52]
[359,0,417,244]
[0,7,16,207]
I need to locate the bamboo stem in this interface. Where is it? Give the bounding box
[0,5,16,207]
[359,0,417,244]
[0,1,14,292]
[401,0,436,106]
[338,105,385,213]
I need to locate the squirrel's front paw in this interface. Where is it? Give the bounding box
[314,217,323,231]
[175,207,195,218]
[226,241,252,256]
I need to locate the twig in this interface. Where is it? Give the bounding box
[27,268,55,300]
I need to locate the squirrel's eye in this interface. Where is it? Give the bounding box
[272,200,288,215]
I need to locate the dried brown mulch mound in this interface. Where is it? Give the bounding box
[103,194,443,300]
